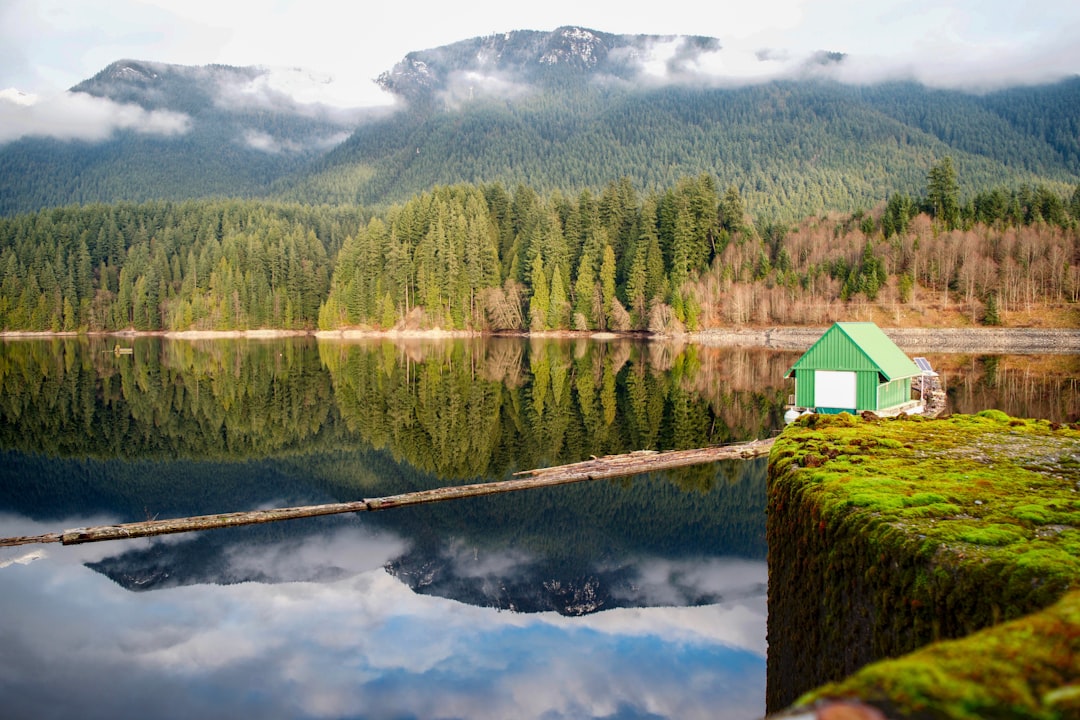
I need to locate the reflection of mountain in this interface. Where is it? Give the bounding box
[386,545,767,616]
[82,457,767,617]
[87,517,400,591]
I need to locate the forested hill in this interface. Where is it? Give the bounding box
[292,76,1080,218]
[1,26,1079,219]
[0,60,365,216]
[283,26,1080,216]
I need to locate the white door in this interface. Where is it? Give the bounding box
[814,370,857,410]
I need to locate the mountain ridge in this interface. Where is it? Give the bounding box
[1,27,1078,217]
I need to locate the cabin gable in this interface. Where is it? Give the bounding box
[786,323,920,414]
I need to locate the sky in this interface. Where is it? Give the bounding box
[0,0,1078,143]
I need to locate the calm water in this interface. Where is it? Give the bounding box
[0,336,1076,720]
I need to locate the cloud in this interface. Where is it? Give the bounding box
[438,69,534,108]
[213,65,398,118]
[0,88,190,144]
[612,556,768,608]
[222,526,408,580]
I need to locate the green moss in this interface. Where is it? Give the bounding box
[905,492,949,506]
[1014,503,1052,524]
[798,591,1080,720]
[956,524,1027,547]
[898,503,962,518]
[767,412,1080,713]
[847,493,905,511]
[1014,547,1080,576]
[975,408,1011,423]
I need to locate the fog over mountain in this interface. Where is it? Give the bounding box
[0,26,1077,217]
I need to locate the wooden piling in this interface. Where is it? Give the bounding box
[0,438,775,548]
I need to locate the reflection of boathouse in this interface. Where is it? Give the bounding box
[785,322,928,417]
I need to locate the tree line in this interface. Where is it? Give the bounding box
[0,200,364,332]
[1,164,1078,333]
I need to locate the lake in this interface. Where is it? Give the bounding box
[0,336,1077,720]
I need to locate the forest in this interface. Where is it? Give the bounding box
[0,162,1078,334]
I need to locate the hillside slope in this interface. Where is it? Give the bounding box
[1,27,1078,219]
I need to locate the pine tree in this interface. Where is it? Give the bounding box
[600,244,617,330]
[983,291,1001,326]
[573,253,595,328]
[549,265,568,329]
[625,243,648,328]
[926,157,961,230]
[528,252,549,331]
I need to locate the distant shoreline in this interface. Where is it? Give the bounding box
[2,326,1078,353]
[691,327,1080,353]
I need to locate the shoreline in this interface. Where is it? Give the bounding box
[2,326,1079,353]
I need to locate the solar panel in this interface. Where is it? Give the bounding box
[913,357,933,372]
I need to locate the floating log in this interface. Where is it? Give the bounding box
[0,438,775,548]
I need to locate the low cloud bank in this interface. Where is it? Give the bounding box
[214,65,397,120]
[614,35,1079,91]
[0,88,190,144]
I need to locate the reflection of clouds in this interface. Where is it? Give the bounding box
[223,526,409,582]
[1,545,766,720]
[440,540,534,579]
[614,556,768,606]
[0,512,165,565]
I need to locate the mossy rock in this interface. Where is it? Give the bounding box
[795,590,1080,720]
[766,413,1080,714]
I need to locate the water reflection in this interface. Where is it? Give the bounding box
[1,512,766,720]
[1,337,1077,719]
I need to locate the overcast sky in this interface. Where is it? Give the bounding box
[0,0,1077,145]
[3,0,1079,98]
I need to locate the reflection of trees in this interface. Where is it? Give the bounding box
[318,340,507,478]
[0,337,341,458]
[936,354,1080,422]
[5,338,1074,477]
[321,337,793,482]
[686,346,801,441]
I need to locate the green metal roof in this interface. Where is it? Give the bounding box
[785,322,921,381]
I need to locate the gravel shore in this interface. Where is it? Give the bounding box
[690,327,1080,354]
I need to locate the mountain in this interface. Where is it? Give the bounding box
[1,27,1078,219]
[373,26,728,99]
[290,27,1080,217]
[0,60,366,215]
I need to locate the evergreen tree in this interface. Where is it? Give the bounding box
[720,185,746,234]
[983,291,1001,326]
[926,157,961,230]
[528,252,549,331]
[573,253,596,328]
[600,243,617,331]
[625,243,648,329]
[548,265,569,329]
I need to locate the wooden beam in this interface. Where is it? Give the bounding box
[0,438,775,548]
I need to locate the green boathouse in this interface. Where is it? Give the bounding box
[785,322,922,415]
